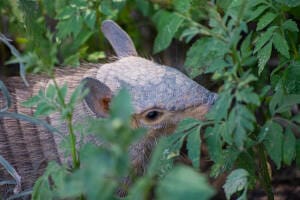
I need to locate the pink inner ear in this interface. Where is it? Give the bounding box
[101,97,111,113]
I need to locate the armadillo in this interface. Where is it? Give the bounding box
[0,20,217,194]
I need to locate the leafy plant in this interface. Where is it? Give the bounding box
[1,0,300,200]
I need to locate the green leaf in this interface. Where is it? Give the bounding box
[21,94,41,107]
[110,89,133,121]
[259,121,283,168]
[173,0,191,13]
[282,19,299,32]
[248,5,269,21]
[254,26,277,53]
[223,168,249,200]
[156,166,215,200]
[153,10,184,53]
[83,10,96,30]
[206,90,233,121]
[256,12,277,31]
[276,94,300,113]
[229,105,255,149]
[187,125,201,169]
[283,128,296,165]
[241,32,252,59]
[274,0,300,7]
[57,14,84,38]
[135,0,151,16]
[205,126,223,163]
[292,114,300,123]
[283,62,300,94]
[146,137,172,177]
[127,177,152,200]
[34,103,56,117]
[272,32,290,58]
[236,87,260,106]
[185,37,229,77]
[46,84,56,99]
[257,41,272,75]
[87,51,105,62]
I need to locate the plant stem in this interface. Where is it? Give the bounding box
[257,144,274,200]
[51,76,80,169]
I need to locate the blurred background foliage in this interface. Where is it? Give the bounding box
[1,0,300,199]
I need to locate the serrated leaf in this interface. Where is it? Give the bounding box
[236,87,260,106]
[248,5,269,21]
[223,168,249,200]
[259,120,283,168]
[272,32,290,58]
[205,126,223,163]
[282,19,299,32]
[283,128,296,165]
[257,12,277,31]
[229,105,255,149]
[206,90,233,121]
[283,62,300,94]
[173,0,191,13]
[153,10,184,53]
[254,26,277,53]
[156,166,215,200]
[187,125,201,169]
[185,37,229,77]
[257,41,272,75]
[180,27,200,43]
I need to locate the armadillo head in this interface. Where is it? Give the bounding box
[82,20,217,175]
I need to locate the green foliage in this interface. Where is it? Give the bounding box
[156,166,215,200]
[147,0,300,199]
[223,169,249,200]
[1,0,300,199]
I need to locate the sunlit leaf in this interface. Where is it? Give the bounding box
[257,41,272,75]
[223,168,249,200]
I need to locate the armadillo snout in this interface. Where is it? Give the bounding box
[206,92,218,106]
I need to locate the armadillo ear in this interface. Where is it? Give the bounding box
[82,77,112,118]
[101,20,138,57]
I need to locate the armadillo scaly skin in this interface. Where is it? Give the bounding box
[97,56,217,114]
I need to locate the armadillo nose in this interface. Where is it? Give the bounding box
[207,92,218,106]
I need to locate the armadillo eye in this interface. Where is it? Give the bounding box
[145,110,161,121]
